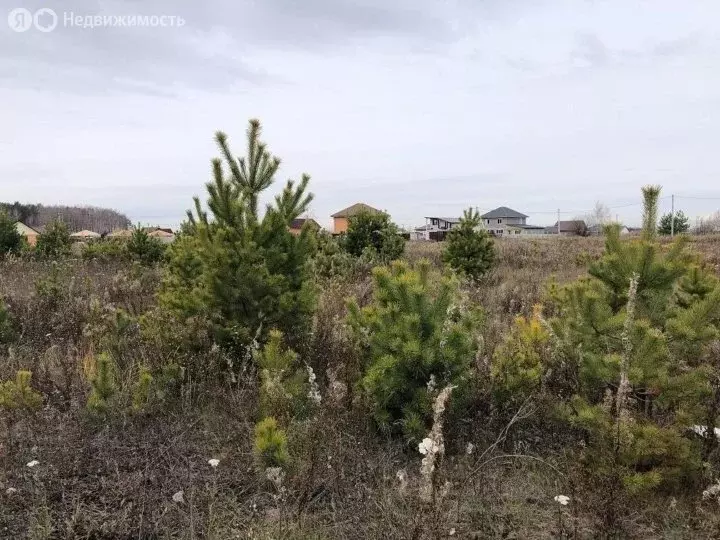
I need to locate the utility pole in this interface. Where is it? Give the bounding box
[670,193,675,237]
[557,209,561,235]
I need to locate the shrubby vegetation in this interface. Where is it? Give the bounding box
[349,260,482,442]
[159,119,316,359]
[659,209,690,235]
[342,209,405,262]
[442,207,495,281]
[34,219,71,259]
[0,210,24,256]
[3,121,720,538]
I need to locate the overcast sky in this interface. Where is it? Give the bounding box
[3,0,720,229]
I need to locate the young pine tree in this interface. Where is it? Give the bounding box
[0,211,23,256]
[87,352,118,414]
[546,185,720,521]
[35,219,71,259]
[658,210,690,235]
[160,119,316,360]
[342,210,405,261]
[442,207,495,281]
[127,226,165,265]
[348,260,482,442]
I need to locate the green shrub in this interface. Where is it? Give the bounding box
[0,371,43,412]
[442,207,495,281]
[0,297,13,344]
[127,227,166,265]
[254,416,289,468]
[255,330,310,422]
[35,219,71,259]
[311,230,361,279]
[0,210,23,256]
[87,352,118,414]
[342,210,404,262]
[160,119,316,360]
[547,185,720,508]
[491,305,550,404]
[348,260,482,441]
[82,238,128,261]
[34,261,66,308]
[659,210,690,235]
[131,363,183,413]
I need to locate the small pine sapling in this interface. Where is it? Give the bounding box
[348,260,482,442]
[442,207,495,281]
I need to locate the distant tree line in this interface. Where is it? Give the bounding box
[0,202,131,233]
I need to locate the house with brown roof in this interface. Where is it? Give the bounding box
[15,222,39,246]
[545,220,589,236]
[148,229,176,243]
[288,218,320,236]
[331,203,383,234]
[70,230,101,242]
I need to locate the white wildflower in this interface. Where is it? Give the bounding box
[26,460,40,468]
[449,528,456,536]
[208,458,220,468]
[418,437,440,456]
[691,425,720,440]
[172,490,185,503]
[440,480,452,499]
[554,495,570,505]
[419,385,455,502]
[703,479,720,500]
[265,466,285,489]
[465,442,475,455]
[306,365,322,405]
[396,469,408,492]
[5,487,17,495]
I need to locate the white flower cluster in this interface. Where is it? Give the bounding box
[691,425,720,440]
[265,466,285,490]
[703,479,720,500]
[208,458,220,468]
[396,469,408,492]
[306,365,321,405]
[554,494,570,505]
[419,385,455,502]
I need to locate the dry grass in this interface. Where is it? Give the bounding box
[2,235,720,538]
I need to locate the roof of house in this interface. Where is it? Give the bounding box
[331,203,382,218]
[148,229,174,238]
[507,224,546,230]
[547,220,587,232]
[290,218,320,230]
[481,206,529,219]
[15,222,39,235]
[424,216,461,223]
[108,229,133,237]
[70,230,101,238]
[142,227,173,234]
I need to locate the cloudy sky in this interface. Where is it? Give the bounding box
[3,0,720,229]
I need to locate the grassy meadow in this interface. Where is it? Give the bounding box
[1,235,720,539]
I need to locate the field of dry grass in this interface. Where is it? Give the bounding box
[2,235,720,539]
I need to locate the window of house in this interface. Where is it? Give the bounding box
[498,218,502,224]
